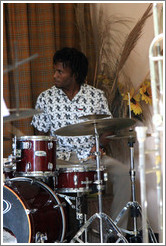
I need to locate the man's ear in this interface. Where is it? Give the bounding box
[73,72,78,81]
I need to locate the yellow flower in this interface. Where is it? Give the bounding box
[122,88,142,115]
[130,98,142,115]
[139,80,152,104]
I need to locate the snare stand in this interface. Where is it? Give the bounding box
[70,123,128,243]
[112,129,157,243]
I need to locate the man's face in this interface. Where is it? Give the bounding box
[53,62,76,90]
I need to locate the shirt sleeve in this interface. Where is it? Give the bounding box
[31,93,51,133]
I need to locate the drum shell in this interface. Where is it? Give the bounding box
[3,177,66,243]
[55,165,105,193]
[15,136,56,176]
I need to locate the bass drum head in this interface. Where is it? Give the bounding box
[3,185,31,243]
[3,177,66,243]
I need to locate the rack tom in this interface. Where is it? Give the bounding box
[14,136,56,177]
[55,163,106,193]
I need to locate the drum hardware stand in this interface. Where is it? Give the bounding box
[57,192,88,242]
[57,193,76,209]
[112,129,157,243]
[70,123,128,243]
[3,137,18,179]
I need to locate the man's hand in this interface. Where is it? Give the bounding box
[99,131,114,148]
[90,145,106,160]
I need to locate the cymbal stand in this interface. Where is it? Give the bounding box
[112,129,157,243]
[70,123,128,243]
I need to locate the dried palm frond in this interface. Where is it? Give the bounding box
[92,8,132,88]
[101,3,153,118]
[74,3,153,119]
[110,4,153,96]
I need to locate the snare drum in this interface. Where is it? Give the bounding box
[15,136,56,177]
[55,164,105,193]
[3,177,66,243]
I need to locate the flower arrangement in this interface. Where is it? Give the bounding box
[119,78,152,118]
[74,3,153,119]
[97,73,152,119]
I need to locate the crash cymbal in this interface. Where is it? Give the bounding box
[3,108,43,122]
[55,118,136,136]
[79,114,111,120]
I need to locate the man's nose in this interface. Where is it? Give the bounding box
[54,71,58,78]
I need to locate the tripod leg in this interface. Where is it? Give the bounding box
[70,213,99,243]
[70,212,128,243]
[135,204,158,243]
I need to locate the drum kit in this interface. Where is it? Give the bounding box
[3,112,157,243]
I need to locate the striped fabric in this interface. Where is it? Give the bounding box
[3,3,95,157]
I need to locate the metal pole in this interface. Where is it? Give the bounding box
[135,127,149,243]
[94,123,103,243]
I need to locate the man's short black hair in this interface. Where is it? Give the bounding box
[53,47,88,85]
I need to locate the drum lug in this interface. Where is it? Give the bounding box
[25,209,31,214]
[73,174,78,186]
[35,232,48,243]
[26,208,38,214]
[104,172,108,181]
[27,162,31,171]
[48,162,53,171]
[48,142,53,149]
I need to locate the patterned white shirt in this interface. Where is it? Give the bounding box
[31,84,112,161]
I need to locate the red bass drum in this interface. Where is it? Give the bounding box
[3,177,66,243]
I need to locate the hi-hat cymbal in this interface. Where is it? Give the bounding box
[106,130,152,140]
[79,114,111,120]
[106,130,136,140]
[3,108,43,122]
[55,118,136,136]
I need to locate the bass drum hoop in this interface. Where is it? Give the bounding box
[3,185,32,243]
[4,177,66,243]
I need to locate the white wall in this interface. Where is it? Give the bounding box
[91,2,163,236]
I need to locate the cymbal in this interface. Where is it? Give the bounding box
[3,53,38,74]
[3,108,43,122]
[55,118,136,136]
[106,130,136,140]
[79,114,111,120]
[106,130,152,140]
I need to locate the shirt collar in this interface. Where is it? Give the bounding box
[53,84,86,100]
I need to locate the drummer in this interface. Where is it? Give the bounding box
[31,47,130,231]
